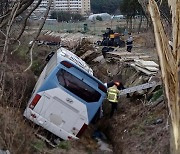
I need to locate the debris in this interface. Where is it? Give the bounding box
[130,63,157,75]
[106,51,150,61]
[135,59,159,67]
[93,55,104,63]
[96,138,113,153]
[35,133,56,148]
[102,47,114,58]
[0,150,10,154]
[153,118,163,125]
[80,50,94,60]
[93,130,107,141]
[134,59,159,73]
[37,31,61,46]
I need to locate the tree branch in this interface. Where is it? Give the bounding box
[1,1,21,62]
[24,0,53,72]
[0,0,34,28]
[16,0,42,40]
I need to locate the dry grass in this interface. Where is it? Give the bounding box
[0,107,36,154]
[0,69,38,153]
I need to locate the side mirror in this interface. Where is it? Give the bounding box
[46,51,55,62]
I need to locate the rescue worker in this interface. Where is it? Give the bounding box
[107,81,125,91]
[107,82,120,118]
[107,81,130,97]
[126,33,133,52]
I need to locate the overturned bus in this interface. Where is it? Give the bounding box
[24,47,107,140]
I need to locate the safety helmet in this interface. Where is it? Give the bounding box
[114,82,120,86]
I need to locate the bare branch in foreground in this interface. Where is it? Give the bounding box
[16,0,43,40]
[24,0,53,72]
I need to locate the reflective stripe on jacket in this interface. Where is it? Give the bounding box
[107,86,119,103]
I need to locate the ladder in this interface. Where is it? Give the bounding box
[119,81,161,96]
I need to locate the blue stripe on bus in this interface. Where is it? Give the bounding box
[37,67,60,93]
[37,65,106,123]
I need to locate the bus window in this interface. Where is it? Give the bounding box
[56,69,101,103]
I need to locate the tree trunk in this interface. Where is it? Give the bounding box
[138,15,143,33]
[129,17,133,32]
[126,19,129,29]
[148,0,180,153]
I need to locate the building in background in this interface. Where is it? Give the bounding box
[33,0,91,16]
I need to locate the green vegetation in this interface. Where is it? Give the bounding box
[130,123,145,136]
[32,140,46,152]
[50,11,85,22]
[91,0,122,14]
[120,0,144,18]
[150,89,163,102]
[144,113,157,125]
[31,60,43,76]
[58,141,71,151]
[16,45,29,59]
[96,16,102,21]
[115,26,124,33]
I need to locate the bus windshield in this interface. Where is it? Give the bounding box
[56,69,101,103]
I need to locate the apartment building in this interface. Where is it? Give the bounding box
[34,0,91,15]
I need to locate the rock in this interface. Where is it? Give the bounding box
[0,150,10,154]
[153,118,163,125]
[96,138,113,153]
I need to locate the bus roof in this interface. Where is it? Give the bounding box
[57,48,93,75]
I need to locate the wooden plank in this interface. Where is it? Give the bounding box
[93,55,104,62]
[106,51,145,56]
[130,63,157,75]
[119,81,161,95]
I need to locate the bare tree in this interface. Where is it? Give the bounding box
[16,0,43,40]
[0,1,21,99]
[24,0,53,72]
[148,0,180,153]
[0,0,10,16]
[0,0,43,98]
[0,0,35,28]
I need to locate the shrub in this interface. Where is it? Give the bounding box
[58,141,71,151]
[96,16,102,21]
[150,89,163,102]
[50,11,85,22]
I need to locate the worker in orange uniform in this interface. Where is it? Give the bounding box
[107,82,120,118]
